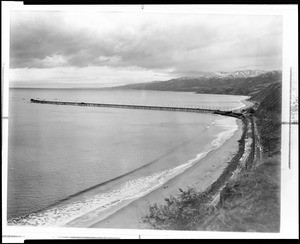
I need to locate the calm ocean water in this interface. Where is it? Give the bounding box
[7,89,247,226]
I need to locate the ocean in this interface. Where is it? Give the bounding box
[7,88,248,227]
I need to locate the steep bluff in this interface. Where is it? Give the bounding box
[200,81,282,232]
[142,79,282,232]
[252,82,282,156]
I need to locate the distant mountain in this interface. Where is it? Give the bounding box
[177,70,266,80]
[118,70,282,96]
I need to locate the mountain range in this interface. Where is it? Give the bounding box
[117,70,282,96]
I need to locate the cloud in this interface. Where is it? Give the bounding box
[9,66,175,88]
[9,11,282,84]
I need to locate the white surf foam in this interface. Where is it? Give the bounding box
[8,117,239,227]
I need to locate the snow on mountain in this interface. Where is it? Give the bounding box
[225,70,266,78]
[177,70,267,80]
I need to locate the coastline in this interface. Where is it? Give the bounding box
[241,98,254,110]
[8,93,249,228]
[90,118,243,229]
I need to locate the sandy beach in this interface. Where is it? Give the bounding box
[90,118,243,229]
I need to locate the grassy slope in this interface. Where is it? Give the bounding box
[200,156,280,232]
[201,82,282,232]
[254,82,282,156]
[142,82,282,232]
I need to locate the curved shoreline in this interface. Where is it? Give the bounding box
[10,98,251,228]
[57,116,240,228]
[8,114,243,228]
[90,101,254,229]
[89,118,244,229]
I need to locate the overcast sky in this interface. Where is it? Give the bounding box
[9,11,282,88]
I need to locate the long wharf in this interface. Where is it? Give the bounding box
[30,99,244,119]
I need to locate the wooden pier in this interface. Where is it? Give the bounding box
[30,99,244,119]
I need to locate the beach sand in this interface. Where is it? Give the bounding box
[90,118,243,229]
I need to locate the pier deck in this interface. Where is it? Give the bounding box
[30,99,244,118]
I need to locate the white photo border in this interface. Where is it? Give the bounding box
[1,2,298,242]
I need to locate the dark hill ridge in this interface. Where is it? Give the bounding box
[118,70,282,96]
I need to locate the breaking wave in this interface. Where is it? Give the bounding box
[8,117,238,227]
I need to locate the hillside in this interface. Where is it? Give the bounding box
[251,81,281,104]
[200,82,282,232]
[251,82,282,156]
[118,70,282,96]
[142,81,282,232]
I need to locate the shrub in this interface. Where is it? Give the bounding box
[142,187,214,230]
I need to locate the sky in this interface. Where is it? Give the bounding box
[9,10,282,88]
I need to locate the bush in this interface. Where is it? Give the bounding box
[142,187,214,230]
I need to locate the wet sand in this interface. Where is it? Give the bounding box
[91,119,243,229]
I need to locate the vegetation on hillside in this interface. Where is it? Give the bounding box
[142,81,282,232]
[200,156,280,232]
[252,82,282,156]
